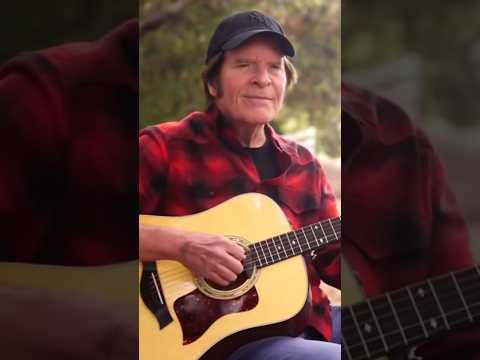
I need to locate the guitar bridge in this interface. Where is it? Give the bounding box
[140,261,173,329]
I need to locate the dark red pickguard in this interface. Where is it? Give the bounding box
[173,283,258,345]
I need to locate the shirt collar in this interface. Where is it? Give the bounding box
[205,104,296,157]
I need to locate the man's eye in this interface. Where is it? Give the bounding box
[237,63,249,68]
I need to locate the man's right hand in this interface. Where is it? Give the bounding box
[178,231,246,286]
[139,224,246,286]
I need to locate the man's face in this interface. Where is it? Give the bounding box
[208,36,287,127]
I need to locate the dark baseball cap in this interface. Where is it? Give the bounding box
[206,10,295,63]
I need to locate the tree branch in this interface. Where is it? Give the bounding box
[140,0,191,37]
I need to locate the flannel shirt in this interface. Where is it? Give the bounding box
[0,20,138,265]
[139,105,341,340]
[342,82,479,359]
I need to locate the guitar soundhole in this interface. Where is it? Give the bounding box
[205,271,250,291]
[173,283,258,345]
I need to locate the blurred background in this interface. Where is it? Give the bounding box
[1,0,135,64]
[343,0,480,262]
[140,0,341,303]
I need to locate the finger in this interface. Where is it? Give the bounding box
[226,242,246,261]
[215,263,238,283]
[222,255,244,275]
[205,272,229,287]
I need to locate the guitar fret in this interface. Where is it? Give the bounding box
[406,286,429,338]
[454,268,480,321]
[293,230,303,253]
[247,217,341,269]
[389,288,426,343]
[386,293,408,345]
[264,238,275,264]
[301,227,311,250]
[258,241,268,265]
[370,296,405,351]
[328,218,338,241]
[267,238,279,262]
[350,301,384,357]
[276,235,288,259]
[366,298,388,352]
[349,306,371,358]
[319,222,328,243]
[409,282,449,338]
[342,264,480,360]
[252,243,263,267]
[450,272,474,322]
[341,336,354,360]
[431,273,470,327]
[311,224,321,246]
[343,308,369,360]
[427,279,450,330]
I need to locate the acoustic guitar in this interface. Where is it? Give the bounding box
[341,258,480,360]
[139,192,341,360]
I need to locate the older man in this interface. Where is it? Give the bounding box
[139,10,340,360]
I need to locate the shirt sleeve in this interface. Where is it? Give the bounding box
[139,126,169,214]
[311,162,341,290]
[0,66,64,261]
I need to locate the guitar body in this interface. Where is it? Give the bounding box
[139,193,311,360]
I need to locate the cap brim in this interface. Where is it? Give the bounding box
[222,29,295,57]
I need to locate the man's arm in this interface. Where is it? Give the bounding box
[138,128,245,286]
[139,224,245,286]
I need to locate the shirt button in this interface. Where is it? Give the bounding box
[208,191,215,197]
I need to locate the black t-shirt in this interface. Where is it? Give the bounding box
[245,137,281,180]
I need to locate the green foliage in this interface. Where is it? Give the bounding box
[342,0,480,127]
[140,0,340,156]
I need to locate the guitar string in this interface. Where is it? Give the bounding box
[157,231,340,282]
[157,232,340,283]
[342,287,480,337]
[155,222,340,277]
[341,279,480,335]
[341,266,479,318]
[343,302,480,358]
[245,225,340,267]
[342,279,480,331]
[341,270,480,332]
[153,222,340,279]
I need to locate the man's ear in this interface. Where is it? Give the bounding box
[207,82,217,97]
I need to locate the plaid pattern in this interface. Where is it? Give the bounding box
[139,105,340,340]
[0,20,138,265]
[342,82,478,359]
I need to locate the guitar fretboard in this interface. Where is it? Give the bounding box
[244,216,340,272]
[342,265,480,360]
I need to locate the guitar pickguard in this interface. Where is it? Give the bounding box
[174,285,258,345]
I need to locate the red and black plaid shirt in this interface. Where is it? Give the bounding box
[0,20,138,265]
[342,82,478,359]
[139,105,340,340]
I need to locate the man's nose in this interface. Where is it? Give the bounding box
[252,66,271,87]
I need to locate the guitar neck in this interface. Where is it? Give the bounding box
[342,265,480,360]
[246,216,341,269]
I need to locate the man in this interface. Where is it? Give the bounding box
[0,20,138,359]
[342,81,480,360]
[139,10,341,359]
